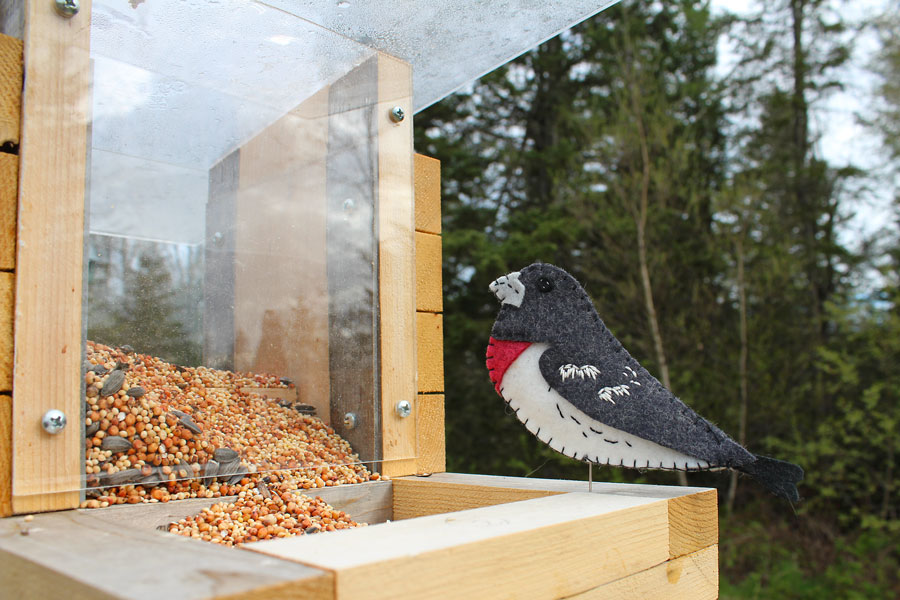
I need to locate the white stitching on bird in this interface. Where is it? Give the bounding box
[559,364,600,381]
[598,384,630,404]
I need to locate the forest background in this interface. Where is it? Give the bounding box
[413,0,900,597]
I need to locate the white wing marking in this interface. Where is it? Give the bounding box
[598,384,631,404]
[559,364,600,381]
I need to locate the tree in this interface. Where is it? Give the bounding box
[89,243,200,366]
[416,0,731,484]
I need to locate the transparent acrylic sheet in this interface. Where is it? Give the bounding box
[55,0,417,503]
[266,0,620,112]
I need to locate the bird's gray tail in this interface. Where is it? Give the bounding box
[738,455,803,503]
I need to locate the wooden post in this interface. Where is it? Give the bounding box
[413,155,445,475]
[11,0,91,513]
[0,32,20,518]
[377,54,417,478]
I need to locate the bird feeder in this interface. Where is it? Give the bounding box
[0,1,719,598]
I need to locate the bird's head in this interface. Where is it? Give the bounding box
[489,263,599,344]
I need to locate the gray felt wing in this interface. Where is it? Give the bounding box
[538,345,754,468]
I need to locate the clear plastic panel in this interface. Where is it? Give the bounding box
[77,0,413,504]
[266,0,620,112]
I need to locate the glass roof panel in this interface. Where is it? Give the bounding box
[265,0,620,112]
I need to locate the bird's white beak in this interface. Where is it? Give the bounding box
[489,271,525,307]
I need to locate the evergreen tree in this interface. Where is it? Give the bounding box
[89,248,200,365]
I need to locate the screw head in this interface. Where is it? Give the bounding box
[389,106,405,123]
[395,400,412,418]
[54,0,80,17]
[41,409,67,434]
[343,412,358,429]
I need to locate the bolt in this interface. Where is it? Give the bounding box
[343,412,358,429]
[389,106,405,123]
[54,0,80,17]
[41,409,67,434]
[396,400,412,418]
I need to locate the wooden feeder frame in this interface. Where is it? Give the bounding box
[0,4,719,599]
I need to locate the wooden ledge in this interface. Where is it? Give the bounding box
[0,475,718,599]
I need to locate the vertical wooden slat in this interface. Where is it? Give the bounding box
[12,0,91,511]
[377,53,416,478]
[414,230,442,313]
[0,271,11,391]
[416,312,443,394]
[203,151,239,371]
[0,32,20,519]
[326,57,379,456]
[0,392,10,516]
[218,86,332,422]
[413,154,440,234]
[0,153,17,270]
[413,153,444,474]
[415,393,445,474]
[0,33,22,150]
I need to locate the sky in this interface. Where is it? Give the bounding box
[710,0,896,253]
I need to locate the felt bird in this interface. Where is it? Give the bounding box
[486,263,803,502]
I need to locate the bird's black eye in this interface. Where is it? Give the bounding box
[537,277,554,293]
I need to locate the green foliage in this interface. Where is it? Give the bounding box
[720,512,900,599]
[88,238,202,366]
[416,0,900,593]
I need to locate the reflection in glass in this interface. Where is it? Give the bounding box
[75,1,411,506]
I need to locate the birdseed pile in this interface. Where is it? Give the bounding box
[166,471,363,546]
[81,341,378,543]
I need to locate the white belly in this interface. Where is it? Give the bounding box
[500,344,710,471]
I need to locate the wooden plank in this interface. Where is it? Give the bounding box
[414,154,441,234]
[0,152,17,269]
[204,151,239,371]
[0,393,10,517]
[12,0,91,510]
[0,551,118,600]
[392,475,563,520]
[0,509,333,600]
[415,394,445,475]
[415,231,442,313]
[87,480,392,531]
[570,545,719,600]
[0,271,11,391]
[250,492,670,600]
[230,87,332,422]
[325,57,379,458]
[377,53,416,478]
[416,311,443,393]
[668,488,718,559]
[392,474,717,558]
[0,33,21,148]
[397,472,713,499]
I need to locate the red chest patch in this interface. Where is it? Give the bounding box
[486,337,532,395]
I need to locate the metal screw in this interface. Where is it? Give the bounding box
[343,412,358,429]
[54,0,80,17]
[396,400,412,418]
[342,198,355,211]
[389,106,405,123]
[41,409,67,434]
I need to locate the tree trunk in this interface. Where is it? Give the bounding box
[625,51,685,486]
[726,236,749,511]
